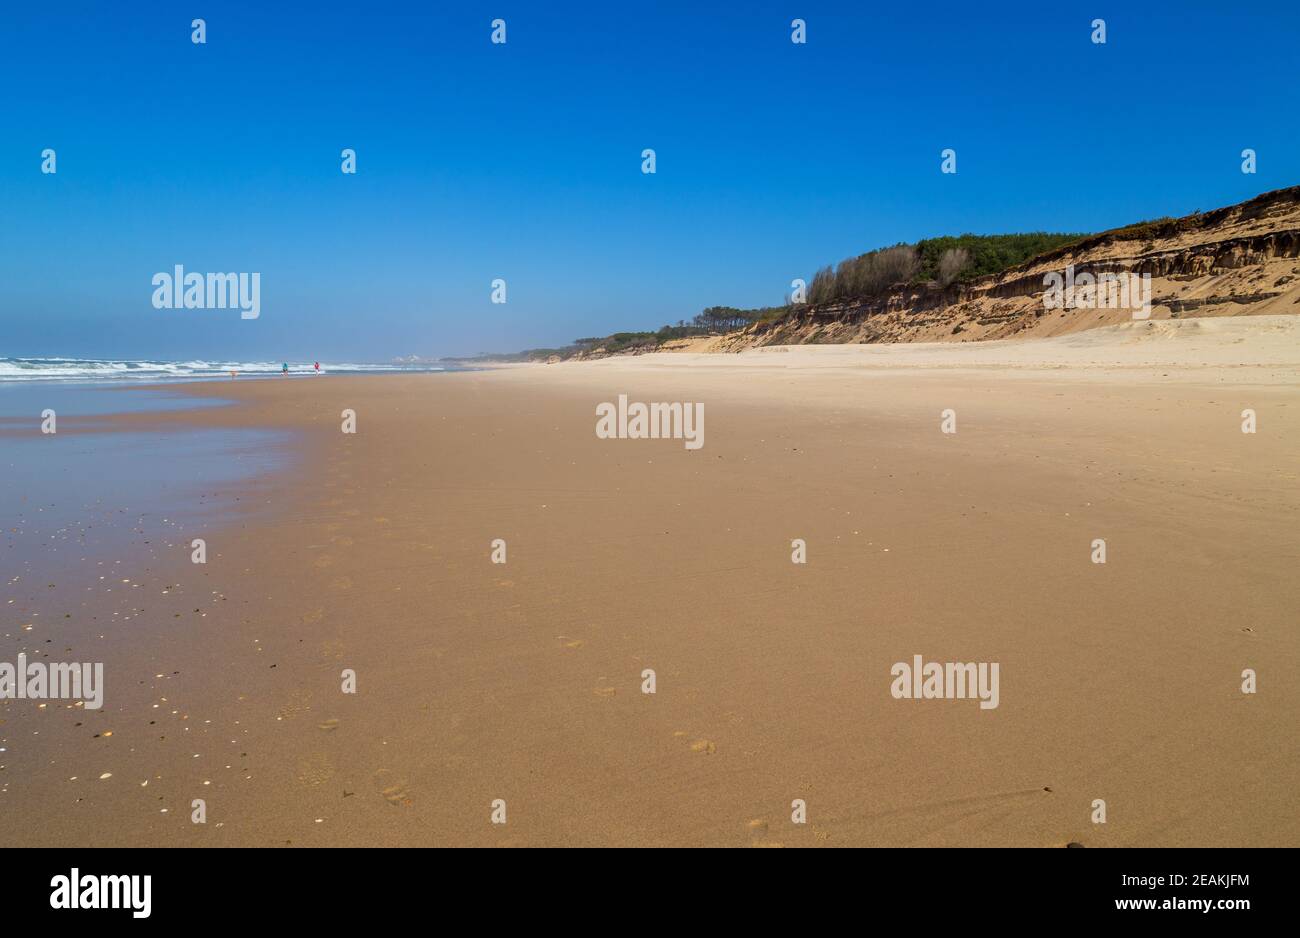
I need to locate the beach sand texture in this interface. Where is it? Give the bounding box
[1,317,1296,847]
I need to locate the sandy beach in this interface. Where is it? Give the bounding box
[2,317,1297,848]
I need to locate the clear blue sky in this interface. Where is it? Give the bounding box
[1,0,1296,361]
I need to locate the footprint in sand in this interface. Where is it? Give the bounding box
[373,770,413,807]
[318,718,340,732]
[559,636,584,649]
[296,753,335,786]
[331,576,353,590]
[320,638,345,660]
[313,555,335,569]
[673,731,715,754]
[278,689,314,720]
[300,608,325,626]
[746,818,783,847]
[330,535,354,547]
[593,687,616,698]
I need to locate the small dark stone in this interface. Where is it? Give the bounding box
[1066,842,1086,848]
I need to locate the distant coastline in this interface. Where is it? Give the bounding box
[0,357,458,383]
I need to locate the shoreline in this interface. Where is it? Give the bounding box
[2,320,1297,846]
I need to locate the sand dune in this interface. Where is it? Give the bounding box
[572,315,1300,375]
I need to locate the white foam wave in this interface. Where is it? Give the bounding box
[0,358,447,382]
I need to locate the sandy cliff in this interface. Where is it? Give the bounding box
[684,186,1300,352]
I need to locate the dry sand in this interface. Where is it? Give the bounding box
[3,316,1297,847]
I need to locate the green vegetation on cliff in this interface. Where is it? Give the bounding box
[464,232,1091,362]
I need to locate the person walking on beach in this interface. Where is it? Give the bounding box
[314,361,321,374]
[282,362,289,375]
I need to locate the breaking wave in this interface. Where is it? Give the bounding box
[0,357,450,382]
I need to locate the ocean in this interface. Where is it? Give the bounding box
[0,357,455,382]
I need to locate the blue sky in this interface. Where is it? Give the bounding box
[1,0,1296,361]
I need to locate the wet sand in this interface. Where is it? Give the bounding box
[2,319,1297,847]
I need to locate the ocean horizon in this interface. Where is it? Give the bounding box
[0,356,457,382]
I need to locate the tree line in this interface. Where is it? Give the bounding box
[808,232,1086,305]
[504,231,1088,360]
